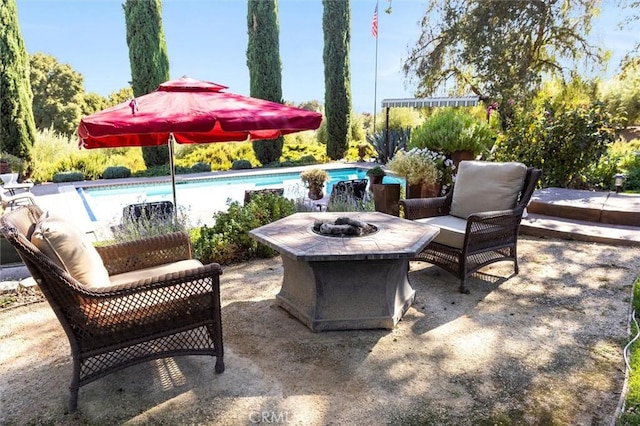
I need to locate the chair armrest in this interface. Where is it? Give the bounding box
[71,262,223,332]
[96,232,193,275]
[463,209,522,252]
[400,196,449,220]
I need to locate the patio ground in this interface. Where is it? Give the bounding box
[1,236,639,424]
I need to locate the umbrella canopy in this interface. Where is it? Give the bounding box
[77,77,323,215]
[78,77,322,148]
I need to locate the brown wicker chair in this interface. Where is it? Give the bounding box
[400,161,541,293]
[0,205,224,412]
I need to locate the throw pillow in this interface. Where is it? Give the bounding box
[31,212,111,288]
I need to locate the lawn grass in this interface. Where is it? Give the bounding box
[619,278,640,424]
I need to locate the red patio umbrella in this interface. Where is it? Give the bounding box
[78,77,323,208]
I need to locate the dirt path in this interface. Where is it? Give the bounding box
[1,236,639,425]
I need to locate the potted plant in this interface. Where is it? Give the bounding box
[387,148,442,198]
[300,168,329,200]
[366,166,386,185]
[409,109,495,166]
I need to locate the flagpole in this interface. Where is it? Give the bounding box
[372,1,379,136]
[373,29,378,136]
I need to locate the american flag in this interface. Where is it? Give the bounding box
[371,1,378,38]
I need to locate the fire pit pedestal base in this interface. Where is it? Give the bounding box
[277,256,415,331]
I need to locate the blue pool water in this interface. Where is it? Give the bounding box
[79,166,404,227]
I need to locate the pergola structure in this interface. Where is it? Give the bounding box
[379,96,481,162]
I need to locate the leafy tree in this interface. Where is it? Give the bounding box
[247,0,284,165]
[322,0,351,160]
[404,0,605,112]
[0,0,36,160]
[123,0,170,168]
[82,92,107,117]
[297,99,323,113]
[493,80,622,188]
[601,62,640,126]
[373,107,423,132]
[107,87,134,107]
[29,52,85,137]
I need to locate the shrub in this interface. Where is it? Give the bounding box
[110,205,191,243]
[231,159,252,170]
[410,108,495,156]
[0,152,25,175]
[191,192,295,265]
[134,165,169,177]
[103,166,131,179]
[190,162,211,173]
[493,101,622,188]
[30,128,145,182]
[52,171,85,183]
[299,155,317,165]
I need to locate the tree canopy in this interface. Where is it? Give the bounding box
[403,0,605,105]
[123,0,170,167]
[0,0,36,160]
[247,0,284,165]
[322,0,351,160]
[29,52,86,137]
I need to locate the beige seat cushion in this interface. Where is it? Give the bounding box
[108,259,203,287]
[417,215,468,249]
[31,212,111,288]
[450,161,527,219]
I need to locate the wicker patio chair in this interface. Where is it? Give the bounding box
[328,179,369,210]
[0,205,224,412]
[400,161,541,293]
[0,185,36,210]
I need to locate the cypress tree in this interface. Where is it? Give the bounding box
[322,0,351,160]
[247,0,284,165]
[123,0,170,168]
[0,0,36,161]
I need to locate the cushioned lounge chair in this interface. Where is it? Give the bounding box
[328,179,369,210]
[0,186,36,210]
[400,161,541,293]
[0,205,224,412]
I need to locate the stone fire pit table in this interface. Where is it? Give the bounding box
[249,212,439,332]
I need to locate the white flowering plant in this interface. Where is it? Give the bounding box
[387,148,455,195]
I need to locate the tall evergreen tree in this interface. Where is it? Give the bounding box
[247,0,284,165]
[123,0,170,168]
[322,0,351,160]
[0,0,36,161]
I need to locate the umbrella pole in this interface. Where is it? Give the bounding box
[168,134,178,222]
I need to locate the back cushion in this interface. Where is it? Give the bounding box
[450,161,527,219]
[31,212,111,288]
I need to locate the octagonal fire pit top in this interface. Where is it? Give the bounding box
[249,212,440,262]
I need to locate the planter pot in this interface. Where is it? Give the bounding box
[0,237,22,265]
[367,175,384,185]
[406,182,440,199]
[371,183,401,216]
[308,187,324,200]
[0,161,10,174]
[451,150,475,168]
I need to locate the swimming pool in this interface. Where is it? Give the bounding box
[78,166,404,227]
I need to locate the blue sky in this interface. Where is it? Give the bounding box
[15,0,638,114]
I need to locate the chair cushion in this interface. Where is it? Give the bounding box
[108,259,204,287]
[450,161,527,219]
[31,212,111,288]
[416,215,468,249]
